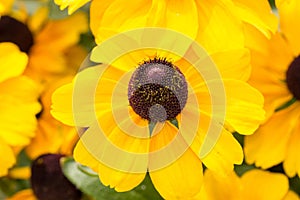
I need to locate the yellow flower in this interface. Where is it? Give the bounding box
[0,6,88,86]
[197,169,295,200]
[51,27,265,199]
[54,0,91,14]
[244,0,300,177]
[0,42,41,176]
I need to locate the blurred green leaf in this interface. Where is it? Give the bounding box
[234,163,256,177]
[62,157,163,200]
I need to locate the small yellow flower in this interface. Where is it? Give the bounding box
[0,0,13,15]
[51,27,265,199]
[244,0,300,177]
[197,169,295,200]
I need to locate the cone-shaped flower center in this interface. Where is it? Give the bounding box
[31,154,82,200]
[128,57,188,123]
[0,16,34,53]
[286,56,300,100]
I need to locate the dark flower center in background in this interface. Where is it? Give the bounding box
[128,57,188,123]
[31,154,82,200]
[0,16,34,53]
[286,55,300,100]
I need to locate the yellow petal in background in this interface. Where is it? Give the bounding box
[0,141,15,177]
[197,169,242,200]
[232,0,278,38]
[54,0,91,14]
[0,43,28,83]
[283,121,300,177]
[244,103,300,169]
[0,0,13,15]
[276,0,300,55]
[241,170,289,200]
[6,189,37,200]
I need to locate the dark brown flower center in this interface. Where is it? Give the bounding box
[286,55,300,100]
[128,57,188,123]
[0,15,34,53]
[31,154,82,200]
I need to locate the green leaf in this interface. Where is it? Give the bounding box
[62,157,163,200]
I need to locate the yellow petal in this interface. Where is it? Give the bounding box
[91,0,198,43]
[73,139,99,172]
[197,169,242,200]
[0,42,28,82]
[244,103,300,169]
[51,66,107,127]
[210,48,251,81]
[54,0,91,14]
[283,120,300,177]
[195,79,265,135]
[276,0,300,55]
[0,0,13,15]
[233,0,278,38]
[6,189,37,200]
[35,12,87,52]
[149,147,203,199]
[0,141,15,177]
[201,126,243,173]
[241,169,289,200]
[195,0,244,53]
[98,162,146,192]
[283,191,300,200]
[8,166,31,180]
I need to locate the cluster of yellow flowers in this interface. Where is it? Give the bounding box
[1,0,300,199]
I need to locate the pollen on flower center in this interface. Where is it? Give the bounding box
[286,55,300,100]
[128,57,188,123]
[0,16,34,53]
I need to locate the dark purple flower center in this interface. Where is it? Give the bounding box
[128,57,188,123]
[286,55,300,100]
[0,16,34,53]
[31,154,82,200]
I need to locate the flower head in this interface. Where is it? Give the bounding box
[244,0,300,177]
[51,27,265,199]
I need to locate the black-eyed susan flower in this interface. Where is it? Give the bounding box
[197,169,296,200]
[51,27,265,199]
[0,42,41,176]
[244,0,300,177]
[0,5,88,86]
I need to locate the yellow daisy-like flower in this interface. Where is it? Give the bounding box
[0,6,88,86]
[51,27,265,199]
[244,0,300,177]
[0,42,41,176]
[197,169,297,200]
